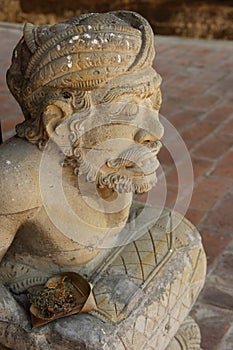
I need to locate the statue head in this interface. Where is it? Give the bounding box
[7,11,163,196]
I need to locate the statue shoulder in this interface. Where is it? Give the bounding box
[0,137,42,214]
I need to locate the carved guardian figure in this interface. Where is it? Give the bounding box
[0,10,163,282]
[0,11,206,350]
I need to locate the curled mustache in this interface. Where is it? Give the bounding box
[106,141,162,170]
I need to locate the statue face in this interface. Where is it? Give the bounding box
[57,97,164,195]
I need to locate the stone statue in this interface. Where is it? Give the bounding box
[0,11,206,350]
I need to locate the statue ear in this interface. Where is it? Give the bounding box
[43,104,64,137]
[43,103,72,152]
[42,101,73,153]
[43,100,73,134]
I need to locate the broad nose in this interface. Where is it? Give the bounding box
[134,129,162,154]
[134,129,157,144]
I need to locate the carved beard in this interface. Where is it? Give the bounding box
[98,171,157,194]
[63,141,161,194]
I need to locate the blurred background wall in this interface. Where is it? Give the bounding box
[0,0,232,39]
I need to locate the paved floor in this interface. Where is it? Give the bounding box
[0,24,232,350]
[154,36,233,350]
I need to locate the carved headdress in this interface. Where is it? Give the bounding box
[7,11,161,146]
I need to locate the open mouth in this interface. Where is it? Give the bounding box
[107,141,161,174]
[124,155,160,176]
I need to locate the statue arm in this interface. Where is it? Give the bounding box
[0,209,39,263]
[0,214,20,262]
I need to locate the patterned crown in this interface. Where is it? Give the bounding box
[7,11,156,108]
